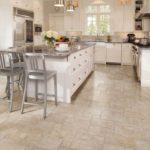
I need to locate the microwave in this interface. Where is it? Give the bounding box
[34,24,42,33]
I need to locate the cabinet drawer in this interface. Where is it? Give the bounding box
[68,52,79,64]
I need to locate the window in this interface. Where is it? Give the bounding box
[86,5,110,36]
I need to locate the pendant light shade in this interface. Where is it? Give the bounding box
[66,0,74,12]
[66,5,74,12]
[54,0,65,7]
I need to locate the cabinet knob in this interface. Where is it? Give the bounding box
[73,68,76,71]
[74,56,76,59]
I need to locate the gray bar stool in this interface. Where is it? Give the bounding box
[0,51,24,112]
[21,53,57,119]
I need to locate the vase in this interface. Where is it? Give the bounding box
[48,41,55,51]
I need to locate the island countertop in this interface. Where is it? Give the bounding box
[7,42,96,58]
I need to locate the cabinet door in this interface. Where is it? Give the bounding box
[122,44,134,65]
[107,44,122,63]
[94,43,107,64]
[123,4,134,32]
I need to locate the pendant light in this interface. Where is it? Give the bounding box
[54,0,65,7]
[66,0,75,12]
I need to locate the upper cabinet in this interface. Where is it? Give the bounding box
[10,0,33,11]
[112,1,134,33]
[33,0,44,25]
[123,4,135,32]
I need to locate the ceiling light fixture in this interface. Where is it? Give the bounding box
[54,0,65,7]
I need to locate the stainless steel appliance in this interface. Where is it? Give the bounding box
[13,8,34,47]
[132,45,141,81]
[34,24,42,34]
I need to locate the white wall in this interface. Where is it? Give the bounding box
[0,0,13,49]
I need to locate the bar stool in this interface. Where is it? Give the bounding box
[21,53,57,119]
[0,51,24,112]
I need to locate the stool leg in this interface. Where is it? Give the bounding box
[35,80,38,102]
[21,76,28,114]
[5,76,10,99]
[9,75,14,112]
[43,79,47,119]
[54,75,57,106]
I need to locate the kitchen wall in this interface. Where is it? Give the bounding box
[43,0,135,36]
[0,0,44,49]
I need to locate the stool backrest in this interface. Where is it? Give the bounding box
[23,53,46,73]
[0,51,22,70]
[0,51,12,69]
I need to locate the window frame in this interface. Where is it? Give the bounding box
[85,4,111,36]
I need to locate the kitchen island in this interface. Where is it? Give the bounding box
[23,43,95,103]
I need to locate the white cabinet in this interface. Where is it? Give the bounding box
[143,18,150,32]
[122,44,134,65]
[94,42,107,64]
[112,1,134,33]
[106,43,122,63]
[33,0,43,25]
[123,4,134,32]
[68,46,94,95]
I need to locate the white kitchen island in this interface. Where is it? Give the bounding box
[27,43,95,103]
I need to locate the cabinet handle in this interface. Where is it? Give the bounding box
[74,56,76,59]
[73,68,76,71]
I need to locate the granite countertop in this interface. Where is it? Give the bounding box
[7,42,96,58]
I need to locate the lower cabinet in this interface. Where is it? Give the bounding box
[122,43,134,65]
[106,43,122,63]
[94,42,134,65]
[69,46,94,95]
[94,43,107,64]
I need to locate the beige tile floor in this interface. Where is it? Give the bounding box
[0,64,150,150]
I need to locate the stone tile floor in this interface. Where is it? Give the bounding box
[0,65,150,150]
